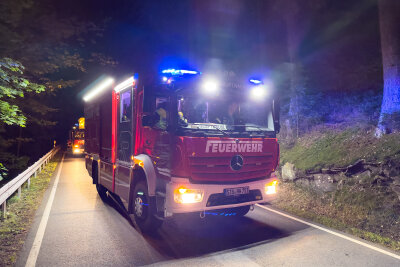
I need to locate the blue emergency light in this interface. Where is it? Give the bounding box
[161,69,200,85]
[249,79,263,85]
[161,69,200,76]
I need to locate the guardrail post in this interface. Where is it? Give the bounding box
[28,177,31,189]
[34,171,37,178]
[18,186,21,198]
[2,201,6,219]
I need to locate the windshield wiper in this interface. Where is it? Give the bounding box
[235,124,267,132]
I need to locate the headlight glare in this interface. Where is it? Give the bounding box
[265,180,278,195]
[174,186,204,204]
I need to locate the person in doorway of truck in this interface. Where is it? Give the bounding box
[155,102,168,130]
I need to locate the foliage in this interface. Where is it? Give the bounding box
[381,112,400,134]
[0,153,60,265]
[280,90,382,139]
[0,58,44,127]
[280,126,400,171]
[271,182,400,251]
[0,58,45,180]
[0,0,116,181]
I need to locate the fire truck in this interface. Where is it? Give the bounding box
[69,117,85,155]
[83,69,280,231]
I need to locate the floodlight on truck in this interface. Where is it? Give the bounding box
[201,78,220,97]
[250,85,268,101]
[83,77,114,102]
[114,76,135,92]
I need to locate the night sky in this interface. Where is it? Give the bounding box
[49,0,381,142]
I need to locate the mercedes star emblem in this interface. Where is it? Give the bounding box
[230,155,244,171]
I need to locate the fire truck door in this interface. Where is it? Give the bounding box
[115,87,134,201]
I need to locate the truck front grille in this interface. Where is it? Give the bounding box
[188,154,274,184]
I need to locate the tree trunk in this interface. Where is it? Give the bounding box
[284,0,308,139]
[376,0,400,136]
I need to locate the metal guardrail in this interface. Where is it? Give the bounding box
[0,146,60,218]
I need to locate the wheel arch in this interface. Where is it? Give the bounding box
[132,154,157,196]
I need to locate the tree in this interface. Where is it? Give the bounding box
[0,0,116,181]
[376,0,400,136]
[0,57,44,180]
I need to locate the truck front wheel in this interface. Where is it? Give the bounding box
[132,181,162,233]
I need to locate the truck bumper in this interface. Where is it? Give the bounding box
[72,148,84,154]
[164,173,278,215]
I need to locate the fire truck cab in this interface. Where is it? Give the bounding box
[84,69,280,232]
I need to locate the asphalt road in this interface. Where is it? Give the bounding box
[16,153,400,266]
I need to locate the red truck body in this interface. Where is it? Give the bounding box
[84,71,279,231]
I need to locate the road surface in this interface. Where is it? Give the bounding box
[16,153,400,266]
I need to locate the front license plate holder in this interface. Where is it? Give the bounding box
[224,186,249,196]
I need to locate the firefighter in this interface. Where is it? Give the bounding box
[214,102,239,125]
[155,102,168,130]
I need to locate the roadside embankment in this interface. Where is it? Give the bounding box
[0,152,62,266]
[272,126,400,251]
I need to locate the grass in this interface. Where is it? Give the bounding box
[280,126,400,171]
[276,127,400,251]
[0,152,61,266]
[272,179,400,251]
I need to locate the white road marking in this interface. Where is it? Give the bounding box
[256,204,400,261]
[25,153,65,267]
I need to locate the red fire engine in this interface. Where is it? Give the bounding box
[83,69,280,231]
[69,118,85,155]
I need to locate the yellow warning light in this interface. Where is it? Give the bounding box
[78,117,85,129]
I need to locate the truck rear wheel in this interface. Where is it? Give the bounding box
[132,181,162,233]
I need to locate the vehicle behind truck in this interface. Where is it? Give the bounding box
[83,69,280,232]
[69,117,85,155]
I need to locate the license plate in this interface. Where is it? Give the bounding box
[224,186,249,196]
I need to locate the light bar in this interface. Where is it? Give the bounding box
[114,77,134,92]
[249,79,263,85]
[83,77,114,102]
[161,69,199,75]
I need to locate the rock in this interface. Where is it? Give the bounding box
[354,170,373,184]
[281,162,297,181]
[295,178,311,188]
[312,174,336,192]
[382,159,400,178]
[345,159,366,176]
[390,184,400,201]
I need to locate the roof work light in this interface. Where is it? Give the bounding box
[83,77,114,102]
[114,76,135,92]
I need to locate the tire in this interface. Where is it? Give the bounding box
[132,181,163,233]
[96,184,108,201]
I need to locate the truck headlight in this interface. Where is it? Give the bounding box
[265,180,278,195]
[174,187,204,204]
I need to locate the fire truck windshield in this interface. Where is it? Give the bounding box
[176,95,275,136]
